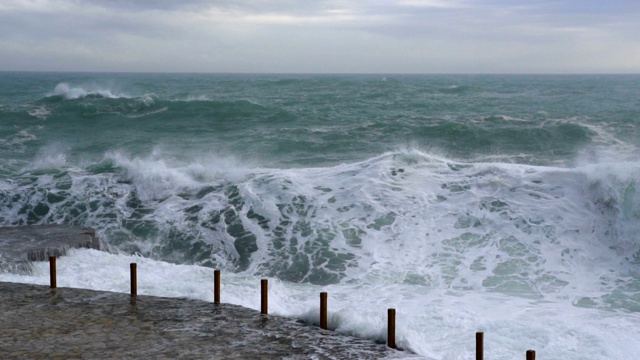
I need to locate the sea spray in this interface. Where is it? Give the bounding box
[49,82,131,100]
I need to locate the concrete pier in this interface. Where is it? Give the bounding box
[0,282,412,359]
[0,226,415,358]
[0,225,99,274]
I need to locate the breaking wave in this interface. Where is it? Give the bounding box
[48,83,132,100]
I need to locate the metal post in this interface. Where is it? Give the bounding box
[320,292,328,329]
[261,279,268,314]
[49,256,56,289]
[476,332,484,360]
[130,263,137,296]
[388,308,396,349]
[214,269,221,304]
[526,350,536,360]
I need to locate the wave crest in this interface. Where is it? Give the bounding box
[48,83,131,100]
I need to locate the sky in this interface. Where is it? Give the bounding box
[1,0,639,74]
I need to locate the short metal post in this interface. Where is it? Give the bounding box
[476,332,484,360]
[214,269,221,304]
[49,256,56,289]
[261,279,268,314]
[320,292,328,329]
[388,308,396,349]
[130,263,137,296]
[526,350,536,360]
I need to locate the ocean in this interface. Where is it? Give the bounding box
[1,72,639,359]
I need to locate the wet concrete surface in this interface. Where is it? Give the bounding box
[0,282,416,359]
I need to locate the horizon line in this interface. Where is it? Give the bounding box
[1,70,639,76]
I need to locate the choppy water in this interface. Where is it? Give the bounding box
[1,72,640,359]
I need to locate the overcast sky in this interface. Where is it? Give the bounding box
[1,0,639,73]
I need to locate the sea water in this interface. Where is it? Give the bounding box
[1,72,639,359]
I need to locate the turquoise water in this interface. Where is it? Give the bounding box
[3,73,638,168]
[1,72,640,359]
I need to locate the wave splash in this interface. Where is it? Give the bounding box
[2,149,640,359]
[48,83,132,100]
[2,150,639,305]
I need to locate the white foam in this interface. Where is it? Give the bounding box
[105,150,258,201]
[6,129,37,146]
[49,83,131,100]
[182,95,211,102]
[124,107,168,119]
[4,150,640,359]
[2,248,639,359]
[27,105,51,119]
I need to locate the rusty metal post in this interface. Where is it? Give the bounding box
[526,350,536,360]
[476,332,484,360]
[261,279,268,314]
[130,263,137,296]
[49,256,56,289]
[320,292,328,329]
[388,308,396,349]
[214,269,221,304]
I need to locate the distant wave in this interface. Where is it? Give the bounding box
[47,83,131,100]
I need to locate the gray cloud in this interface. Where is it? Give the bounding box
[1,0,639,73]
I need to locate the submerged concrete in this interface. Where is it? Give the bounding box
[0,282,414,359]
[0,225,99,274]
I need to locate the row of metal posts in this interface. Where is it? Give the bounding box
[48,257,537,359]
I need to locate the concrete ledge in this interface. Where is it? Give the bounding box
[0,281,412,359]
[0,225,99,274]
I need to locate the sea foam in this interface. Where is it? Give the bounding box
[49,83,130,100]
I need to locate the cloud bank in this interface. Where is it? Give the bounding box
[1,0,639,73]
